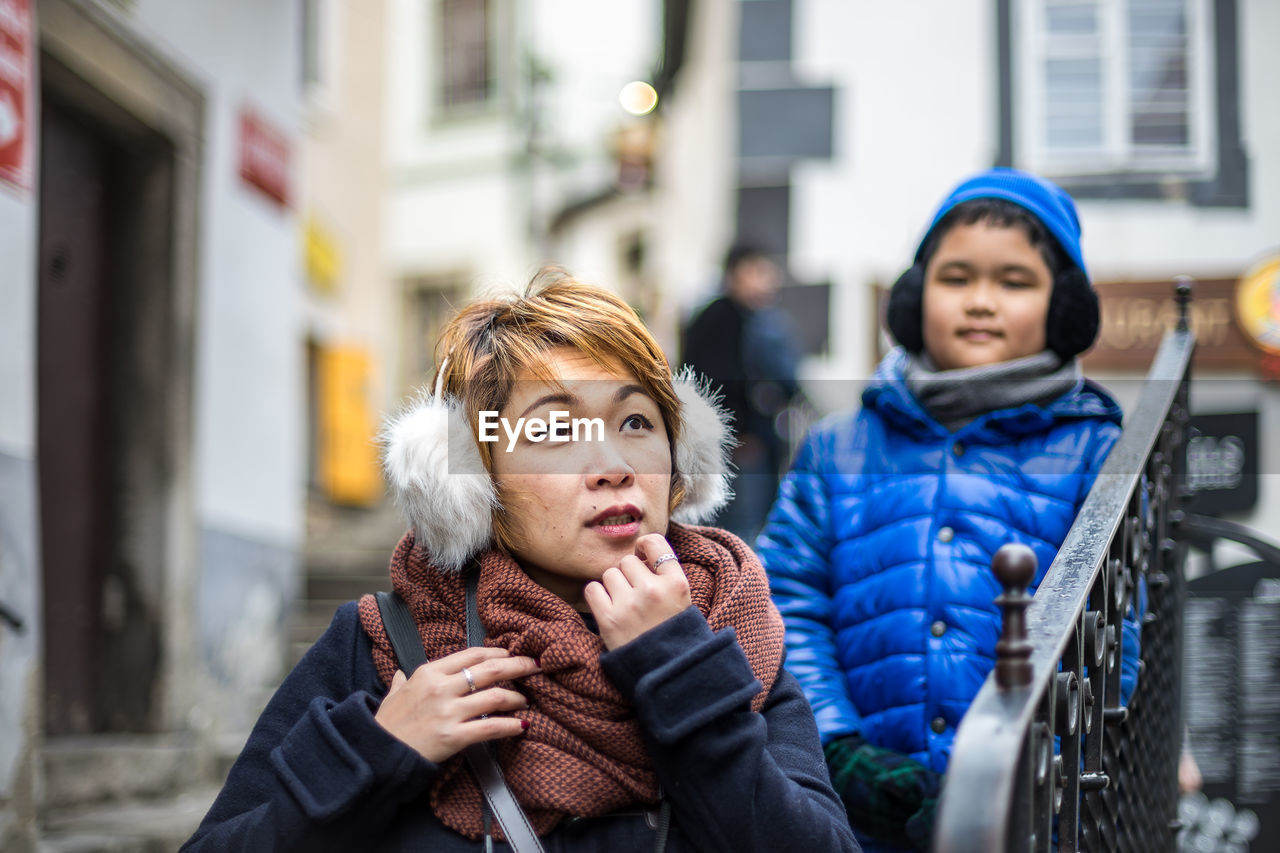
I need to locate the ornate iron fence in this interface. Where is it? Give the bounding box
[935,280,1197,852]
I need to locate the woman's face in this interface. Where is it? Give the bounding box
[489,346,673,605]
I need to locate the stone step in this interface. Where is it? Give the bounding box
[41,735,205,812]
[286,600,351,669]
[37,834,155,853]
[38,785,219,853]
[305,572,389,603]
[287,639,313,670]
[208,730,252,788]
[290,599,352,641]
[302,546,396,577]
[304,500,407,555]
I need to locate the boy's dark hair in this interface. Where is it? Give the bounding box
[886,198,1099,360]
[918,198,1070,278]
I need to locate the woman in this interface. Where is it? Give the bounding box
[183,272,858,852]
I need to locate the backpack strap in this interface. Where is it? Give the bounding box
[373,573,546,853]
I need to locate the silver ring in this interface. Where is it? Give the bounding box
[461,666,477,694]
[653,553,679,568]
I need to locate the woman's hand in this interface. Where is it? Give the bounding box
[584,533,691,650]
[374,646,540,763]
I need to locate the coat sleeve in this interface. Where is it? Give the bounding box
[601,607,861,853]
[754,426,864,743]
[181,603,438,853]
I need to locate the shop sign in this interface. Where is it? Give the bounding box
[1084,278,1259,371]
[0,0,35,192]
[238,107,291,208]
[1185,563,1280,851]
[1236,256,1280,379]
[304,214,343,295]
[1185,411,1259,516]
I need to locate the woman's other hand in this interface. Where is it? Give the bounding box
[374,646,539,763]
[584,533,691,650]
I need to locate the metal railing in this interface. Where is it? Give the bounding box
[935,279,1197,852]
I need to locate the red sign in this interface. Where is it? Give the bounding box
[238,107,291,208]
[0,0,35,191]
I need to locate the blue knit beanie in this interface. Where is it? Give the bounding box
[887,167,1100,359]
[914,167,1087,277]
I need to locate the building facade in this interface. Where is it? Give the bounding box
[0,0,308,845]
[383,0,741,376]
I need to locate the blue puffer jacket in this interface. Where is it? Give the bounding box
[757,350,1136,775]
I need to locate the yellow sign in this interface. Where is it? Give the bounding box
[319,346,381,505]
[305,215,343,295]
[1236,256,1280,355]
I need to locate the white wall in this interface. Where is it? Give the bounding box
[387,171,530,285]
[0,189,36,457]
[134,0,306,548]
[788,0,999,380]
[0,98,39,840]
[652,0,738,326]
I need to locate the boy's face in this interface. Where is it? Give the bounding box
[921,221,1053,370]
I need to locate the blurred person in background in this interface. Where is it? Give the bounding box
[755,169,1145,851]
[183,273,859,852]
[682,244,802,542]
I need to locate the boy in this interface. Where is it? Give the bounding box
[755,168,1141,851]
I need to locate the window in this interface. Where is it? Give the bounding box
[1020,0,1210,174]
[997,0,1246,205]
[439,0,493,113]
[399,277,466,395]
[302,0,340,110]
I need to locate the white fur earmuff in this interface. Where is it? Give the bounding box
[379,366,497,571]
[381,365,735,570]
[670,366,735,524]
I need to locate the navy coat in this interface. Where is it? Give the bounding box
[183,603,860,852]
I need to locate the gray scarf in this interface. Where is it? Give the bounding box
[904,350,1081,431]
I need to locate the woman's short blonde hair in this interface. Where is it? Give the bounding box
[432,269,685,553]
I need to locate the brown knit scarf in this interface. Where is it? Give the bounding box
[356,522,785,840]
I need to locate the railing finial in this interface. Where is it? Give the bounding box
[1174,275,1194,332]
[993,544,1037,688]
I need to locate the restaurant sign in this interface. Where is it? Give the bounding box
[1084,265,1280,378]
[1084,278,1251,370]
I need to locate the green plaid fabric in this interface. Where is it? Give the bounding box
[906,794,939,850]
[824,735,943,851]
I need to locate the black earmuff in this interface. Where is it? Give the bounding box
[885,264,1100,360]
[886,263,926,353]
[1045,267,1099,359]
